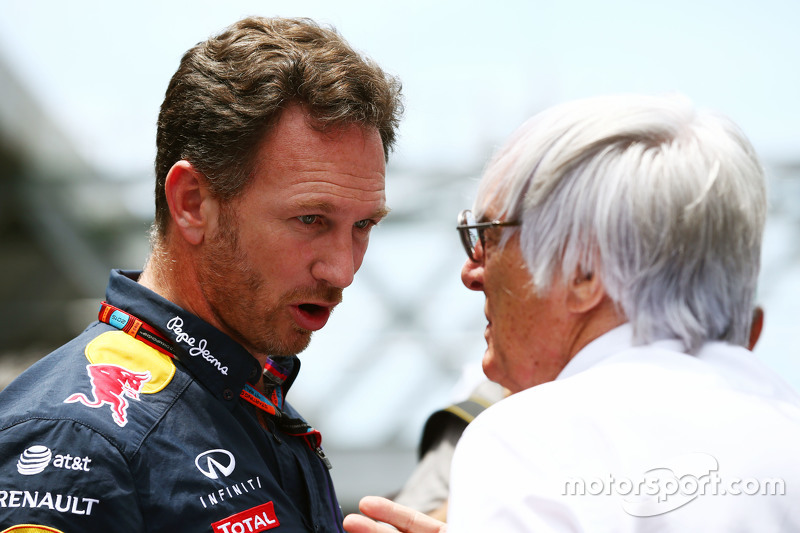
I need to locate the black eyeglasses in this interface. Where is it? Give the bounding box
[457,209,520,262]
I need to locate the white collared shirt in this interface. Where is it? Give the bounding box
[448,325,800,532]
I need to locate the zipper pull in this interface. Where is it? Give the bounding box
[316,447,332,470]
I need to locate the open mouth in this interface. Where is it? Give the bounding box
[290,303,333,331]
[298,303,326,317]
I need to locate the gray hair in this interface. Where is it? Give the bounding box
[475,93,766,353]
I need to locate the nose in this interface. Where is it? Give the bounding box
[311,234,360,289]
[461,256,484,291]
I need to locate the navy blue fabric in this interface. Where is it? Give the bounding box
[0,270,344,532]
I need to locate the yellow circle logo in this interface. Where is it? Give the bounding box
[85,331,175,393]
[2,526,66,533]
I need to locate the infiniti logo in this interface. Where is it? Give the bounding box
[195,449,236,480]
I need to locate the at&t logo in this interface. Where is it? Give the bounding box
[17,446,52,475]
[16,445,93,475]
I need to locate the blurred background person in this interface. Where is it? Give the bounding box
[392,370,507,520]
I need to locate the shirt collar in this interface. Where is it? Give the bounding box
[105,269,298,410]
[556,323,636,381]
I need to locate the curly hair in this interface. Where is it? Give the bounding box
[153,16,403,240]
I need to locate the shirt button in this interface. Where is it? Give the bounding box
[223,389,234,400]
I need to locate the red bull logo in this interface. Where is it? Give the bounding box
[64,364,151,427]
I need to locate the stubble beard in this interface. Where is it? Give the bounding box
[197,206,314,357]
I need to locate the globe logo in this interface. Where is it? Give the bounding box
[17,445,53,475]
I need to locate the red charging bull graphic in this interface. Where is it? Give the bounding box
[64,364,152,427]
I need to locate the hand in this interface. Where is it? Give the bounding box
[343,496,448,533]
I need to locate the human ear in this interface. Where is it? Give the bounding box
[163,160,219,246]
[566,269,606,314]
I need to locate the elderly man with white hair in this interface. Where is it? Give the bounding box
[344,93,800,532]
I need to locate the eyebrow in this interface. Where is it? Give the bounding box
[291,201,391,220]
[372,206,392,220]
[291,200,337,214]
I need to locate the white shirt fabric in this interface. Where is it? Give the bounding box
[448,324,800,532]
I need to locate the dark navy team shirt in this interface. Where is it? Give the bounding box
[0,270,344,532]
